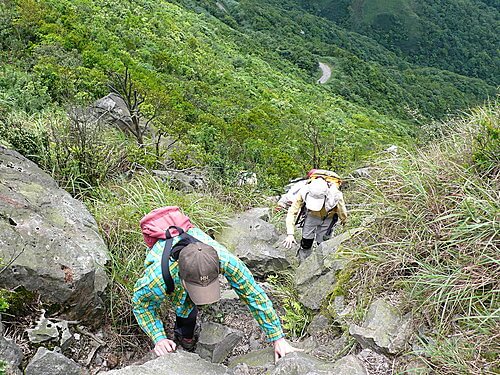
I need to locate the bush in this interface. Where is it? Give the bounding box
[41,108,129,197]
[471,102,499,179]
[0,111,49,163]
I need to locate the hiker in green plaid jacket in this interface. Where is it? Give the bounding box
[132,227,300,362]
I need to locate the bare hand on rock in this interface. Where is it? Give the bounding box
[282,234,297,249]
[154,338,177,356]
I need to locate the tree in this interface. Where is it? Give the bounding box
[107,67,155,147]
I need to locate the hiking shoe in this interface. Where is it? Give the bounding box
[174,334,197,351]
[297,248,312,263]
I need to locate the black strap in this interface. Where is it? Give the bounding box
[160,226,200,294]
[161,226,184,294]
[325,213,339,237]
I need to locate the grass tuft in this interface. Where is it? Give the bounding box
[341,102,499,373]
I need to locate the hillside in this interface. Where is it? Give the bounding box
[0,0,414,188]
[176,0,496,119]
[0,0,497,190]
[298,0,500,84]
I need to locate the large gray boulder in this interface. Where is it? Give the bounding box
[295,229,363,310]
[24,347,87,375]
[92,93,133,134]
[196,322,244,364]
[0,146,109,325]
[216,208,293,278]
[102,351,230,375]
[349,299,412,355]
[0,336,23,375]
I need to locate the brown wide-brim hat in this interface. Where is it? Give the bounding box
[181,278,221,305]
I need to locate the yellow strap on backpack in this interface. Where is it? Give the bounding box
[309,169,342,187]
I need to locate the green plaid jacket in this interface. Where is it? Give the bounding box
[132,227,284,344]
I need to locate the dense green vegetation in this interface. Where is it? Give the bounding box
[1,0,496,191]
[299,0,500,84]
[0,0,418,189]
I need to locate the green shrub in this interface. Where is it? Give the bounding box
[471,102,499,179]
[41,108,129,197]
[268,272,313,338]
[0,66,51,114]
[0,111,49,163]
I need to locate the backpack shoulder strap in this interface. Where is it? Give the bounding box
[160,226,201,294]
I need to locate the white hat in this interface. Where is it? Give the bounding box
[305,178,328,211]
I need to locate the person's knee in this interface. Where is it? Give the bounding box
[300,237,314,249]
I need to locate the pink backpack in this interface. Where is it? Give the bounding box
[139,206,194,248]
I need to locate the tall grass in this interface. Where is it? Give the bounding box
[341,103,499,374]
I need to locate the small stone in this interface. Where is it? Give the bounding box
[349,299,412,355]
[332,355,367,375]
[27,316,59,344]
[106,354,119,369]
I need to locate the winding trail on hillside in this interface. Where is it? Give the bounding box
[317,62,332,84]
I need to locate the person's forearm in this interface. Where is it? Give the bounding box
[285,198,302,235]
[337,198,348,223]
[132,306,168,344]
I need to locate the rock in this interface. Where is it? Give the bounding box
[24,347,87,375]
[0,146,109,326]
[296,228,364,310]
[102,351,230,374]
[357,349,391,374]
[216,208,293,278]
[403,358,431,375]
[331,355,367,375]
[351,168,371,179]
[349,299,412,355]
[306,314,329,336]
[331,296,347,316]
[196,322,244,363]
[92,93,134,134]
[27,313,59,344]
[152,168,208,192]
[0,336,23,374]
[231,363,253,375]
[221,289,239,301]
[237,171,258,187]
[231,350,341,374]
[311,336,347,362]
[271,352,335,375]
[57,321,75,352]
[228,347,274,370]
[385,145,398,155]
[299,271,338,311]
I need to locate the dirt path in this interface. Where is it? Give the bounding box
[317,62,331,84]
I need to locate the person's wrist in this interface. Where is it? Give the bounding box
[273,337,286,346]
